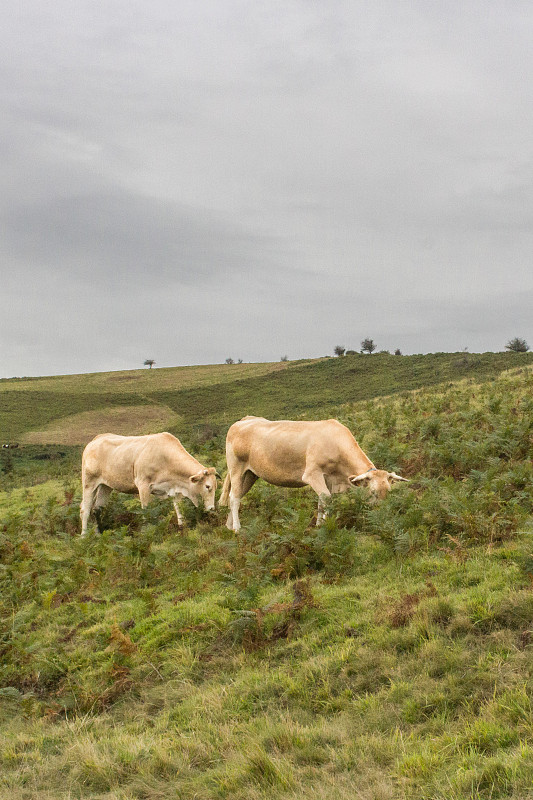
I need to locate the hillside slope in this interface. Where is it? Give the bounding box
[1,351,532,447]
[1,362,533,799]
[0,360,300,443]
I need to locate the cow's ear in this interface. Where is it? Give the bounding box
[190,473,201,483]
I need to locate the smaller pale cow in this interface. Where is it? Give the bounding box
[220,416,408,531]
[81,432,218,535]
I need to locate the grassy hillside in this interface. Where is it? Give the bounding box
[1,351,532,479]
[1,359,533,798]
[151,350,533,430]
[0,360,299,395]
[0,360,299,444]
[21,405,182,446]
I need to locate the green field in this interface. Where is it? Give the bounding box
[2,350,532,457]
[1,353,533,799]
[0,360,301,445]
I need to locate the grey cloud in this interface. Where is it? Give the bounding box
[4,189,275,286]
[1,0,532,377]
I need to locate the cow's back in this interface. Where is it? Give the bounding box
[228,417,349,456]
[134,432,199,476]
[83,432,201,490]
[227,417,351,485]
[82,433,153,492]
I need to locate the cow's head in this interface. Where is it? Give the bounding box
[349,468,408,501]
[189,467,218,511]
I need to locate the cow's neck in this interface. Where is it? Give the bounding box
[153,470,196,498]
[348,445,374,474]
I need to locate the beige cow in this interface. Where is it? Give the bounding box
[220,416,408,531]
[81,432,218,535]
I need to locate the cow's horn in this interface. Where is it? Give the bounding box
[389,472,409,482]
[350,470,373,483]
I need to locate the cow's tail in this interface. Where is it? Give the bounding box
[219,472,231,506]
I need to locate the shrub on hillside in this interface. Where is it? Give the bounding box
[361,338,377,354]
[220,506,359,589]
[505,337,529,353]
[338,369,533,549]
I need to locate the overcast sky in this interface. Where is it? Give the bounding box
[1,1,532,377]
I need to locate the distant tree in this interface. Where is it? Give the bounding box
[225,357,235,364]
[144,359,155,369]
[505,337,530,353]
[345,350,357,356]
[280,355,289,362]
[360,338,376,354]
[334,345,346,357]
[394,348,402,356]
[237,358,243,364]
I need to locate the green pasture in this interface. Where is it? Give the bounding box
[1,355,533,798]
[0,351,531,444]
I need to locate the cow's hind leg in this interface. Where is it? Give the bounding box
[93,484,111,533]
[80,482,99,536]
[228,469,257,532]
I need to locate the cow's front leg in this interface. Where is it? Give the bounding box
[317,494,329,526]
[172,497,185,527]
[302,470,331,527]
[136,481,152,508]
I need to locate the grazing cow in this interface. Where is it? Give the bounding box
[81,432,218,535]
[220,416,408,531]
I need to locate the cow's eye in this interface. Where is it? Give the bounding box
[205,485,211,491]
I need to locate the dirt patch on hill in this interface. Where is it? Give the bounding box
[21,404,181,446]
